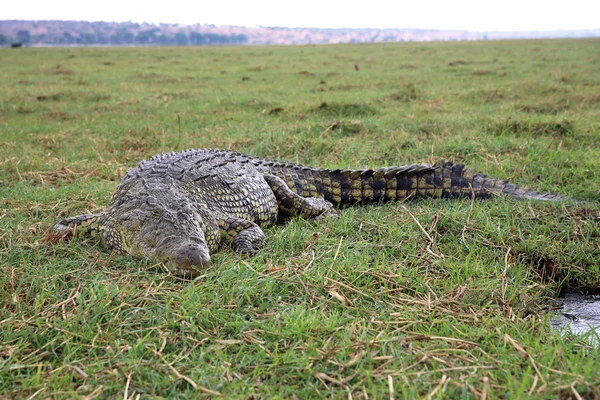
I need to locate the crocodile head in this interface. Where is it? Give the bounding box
[101,179,213,278]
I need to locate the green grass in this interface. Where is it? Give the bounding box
[1,39,599,398]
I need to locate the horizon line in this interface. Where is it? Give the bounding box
[2,19,599,33]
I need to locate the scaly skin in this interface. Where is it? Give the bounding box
[54,149,568,277]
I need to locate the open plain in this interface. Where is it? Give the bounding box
[1,39,599,398]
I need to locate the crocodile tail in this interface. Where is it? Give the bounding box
[54,212,105,235]
[310,160,567,208]
[263,159,567,208]
[462,162,569,202]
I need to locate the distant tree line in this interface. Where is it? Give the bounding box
[0,23,248,46]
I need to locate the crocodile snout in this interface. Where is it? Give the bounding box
[170,242,211,277]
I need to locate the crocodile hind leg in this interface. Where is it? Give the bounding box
[219,216,267,254]
[263,175,337,220]
[54,212,105,235]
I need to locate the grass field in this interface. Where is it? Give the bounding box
[1,39,599,398]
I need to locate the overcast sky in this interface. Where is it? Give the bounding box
[3,0,598,32]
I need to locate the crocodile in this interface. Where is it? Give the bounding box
[55,148,568,277]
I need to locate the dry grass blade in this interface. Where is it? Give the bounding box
[123,373,131,400]
[314,372,343,386]
[165,362,221,395]
[411,335,480,347]
[401,205,434,243]
[480,376,489,400]
[25,388,46,400]
[328,288,354,306]
[504,334,545,384]
[426,374,449,400]
[401,205,444,258]
[323,276,373,300]
[80,386,104,400]
[570,382,583,400]
[152,349,221,395]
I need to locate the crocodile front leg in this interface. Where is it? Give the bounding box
[54,212,105,235]
[219,216,266,254]
[263,174,337,220]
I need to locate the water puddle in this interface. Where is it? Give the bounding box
[551,293,600,343]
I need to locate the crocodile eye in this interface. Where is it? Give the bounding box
[118,212,140,228]
[177,210,192,219]
[175,202,195,218]
[177,205,195,216]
